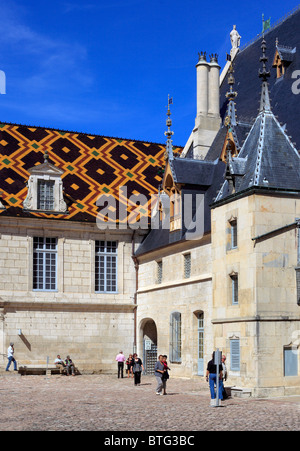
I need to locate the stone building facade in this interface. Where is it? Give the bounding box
[1,8,300,399]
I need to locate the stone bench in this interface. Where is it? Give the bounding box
[19,365,80,376]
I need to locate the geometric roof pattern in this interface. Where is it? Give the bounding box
[0,123,181,223]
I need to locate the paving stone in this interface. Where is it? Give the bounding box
[0,374,299,431]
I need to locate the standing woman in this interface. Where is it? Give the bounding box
[132,354,144,386]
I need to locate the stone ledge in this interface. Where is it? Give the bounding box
[231,386,252,398]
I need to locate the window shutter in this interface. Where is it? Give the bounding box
[230,339,240,371]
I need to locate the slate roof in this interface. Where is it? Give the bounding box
[170,158,220,186]
[136,7,300,255]
[215,110,300,203]
[215,31,300,204]
[220,8,300,152]
[0,123,182,223]
[135,158,225,256]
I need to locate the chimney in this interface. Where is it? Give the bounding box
[182,52,221,160]
[196,52,209,116]
[208,54,221,117]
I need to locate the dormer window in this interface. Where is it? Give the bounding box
[38,180,55,210]
[170,188,181,232]
[23,150,67,214]
[272,40,296,79]
[0,192,5,210]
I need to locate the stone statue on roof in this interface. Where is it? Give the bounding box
[230,25,241,50]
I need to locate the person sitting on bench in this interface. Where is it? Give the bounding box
[65,356,75,376]
[54,355,65,375]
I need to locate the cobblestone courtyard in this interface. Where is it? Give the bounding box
[0,373,300,432]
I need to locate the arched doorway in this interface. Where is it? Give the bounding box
[140,318,157,375]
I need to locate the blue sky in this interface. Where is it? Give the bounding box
[0,0,299,146]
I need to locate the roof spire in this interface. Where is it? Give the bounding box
[258,38,271,112]
[225,63,238,127]
[164,95,174,161]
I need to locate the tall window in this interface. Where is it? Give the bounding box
[198,312,204,376]
[230,339,240,372]
[231,273,239,305]
[156,261,163,284]
[95,241,118,293]
[230,218,237,249]
[284,346,298,377]
[33,237,57,291]
[184,253,191,279]
[38,180,55,210]
[170,312,182,363]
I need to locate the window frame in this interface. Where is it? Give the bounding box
[37,179,55,211]
[284,346,298,377]
[33,237,58,292]
[230,218,238,249]
[170,312,182,364]
[156,260,163,285]
[230,273,239,305]
[183,253,191,279]
[95,240,118,294]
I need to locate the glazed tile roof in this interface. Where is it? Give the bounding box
[0,123,181,223]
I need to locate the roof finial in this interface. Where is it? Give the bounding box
[44,149,49,163]
[164,95,174,161]
[258,38,271,112]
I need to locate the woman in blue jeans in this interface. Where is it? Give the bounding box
[206,353,223,406]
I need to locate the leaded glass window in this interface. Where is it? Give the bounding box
[37,180,55,211]
[95,241,118,293]
[33,237,57,291]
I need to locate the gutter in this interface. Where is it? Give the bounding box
[211,186,300,209]
[252,220,299,242]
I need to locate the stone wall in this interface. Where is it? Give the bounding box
[211,193,300,396]
[0,217,145,373]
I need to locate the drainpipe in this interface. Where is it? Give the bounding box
[131,231,139,354]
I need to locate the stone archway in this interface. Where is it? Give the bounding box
[139,318,157,375]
